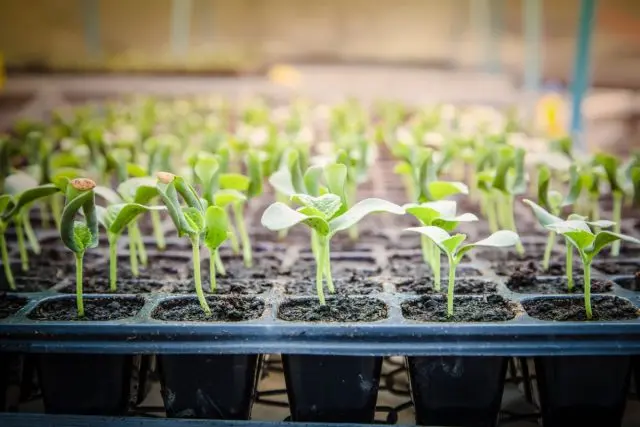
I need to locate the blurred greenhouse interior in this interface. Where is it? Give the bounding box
[1,0,640,151]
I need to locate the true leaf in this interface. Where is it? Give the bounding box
[183,207,205,234]
[291,193,342,219]
[204,206,229,250]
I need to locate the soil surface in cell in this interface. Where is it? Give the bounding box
[58,277,165,294]
[475,243,552,262]
[212,254,283,279]
[593,261,640,276]
[522,296,639,321]
[494,260,582,278]
[614,273,640,291]
[0,294,28,319]
[278,296,388,322]
[284,277,384,296]
[165,278,273,295]
[401,295,517,322]
[0,276,58,293]
[91,255,189,282]
[394,277,498,295]
[152,296,265,321]
[287,257,381,279]
[28,297,145,321]
[388,255,480,278]
[330,231,390,250]
[506,275,613,294]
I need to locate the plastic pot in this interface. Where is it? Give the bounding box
[37,353,133,415]
[535,356,632,427]
[283,354,382,423]
[158,354,261,419]
[407,356,507,427]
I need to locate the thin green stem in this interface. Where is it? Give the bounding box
[447,256,456,317]
[584,260,592,320]
[484,193,499,233]
[611,191,623,256]
[191,236,211,316]
[39,202,50,229]
[590,193,600,223]
[76,252,85,318]
[150,209,166,250]
[15,222,28,272]
[311,229,319,258]
[323,237,334,294]
[0,233,15,290]
[209,249,217,292]
[109,236,118,292]
[542,231,556,272]
[505,195,524,256]
[128,224,139,277]
[433,250,441,291]
[420,235,431,266]
[316,237,326,305]
[566,241,574,292]
[214,249,226,276]
[233,203,252,268]
[226,208,240,254]
[23,211,40,255]
[132,223,147,268]
[51,193,63,230]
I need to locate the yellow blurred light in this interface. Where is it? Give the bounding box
[268,64,302,88]
[536,92,568,138]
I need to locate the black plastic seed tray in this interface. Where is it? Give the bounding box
[1,226,640,357]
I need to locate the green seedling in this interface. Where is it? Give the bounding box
[406,227,519,316]
[403,200,478,291]
[59,178,99,317]
[536,165,566,271]
[595,153,626,256]
[262,191,404,304]
[203,206,229,293]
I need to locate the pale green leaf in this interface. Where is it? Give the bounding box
[204,205,228,250]
[214,189,247,207]
[329,198,404,235]
[426,181,469,200]
[522,199,563,228]
[291,193,342,219]
[94,185,123,204]
[219,173,250,192]
[183,206,205,234]
[261,202,329,235]
[587,231,640,260]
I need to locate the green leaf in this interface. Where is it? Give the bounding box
[108,203,161,236]
[393,161,412,176]
[60,189,98,253]
[547,222,595,251]
[405,226,452,252]
[72,222,94,251]
[0,195,13,214]
[219,173,250,192]
[303,166,323,197]
[94,185,123,204]
[587,231,639,259]
[329,198,404,235]
[261,202,330,235]
[126,163,148,178]
[512,148,527,195]
[426,181,469,200]
[522,199,563,228]
[269,169,296,197]
[455,230,520,263]
[204,205,229,250]
[2,184,59,220]
[194,153,219,189]
[594,153,621,193]
[291,193,342,219]
[537,165,551,210]
[246,150,263,198]
[51,168,84,191]
[4,172,38,196]
[287,150,306,193]
[214,189,247,207]
[117,177,158,204]
[324,163,348,213]
[174,176,204,212]
[403,200,456,225]
[492,146,514,193]
[441,233,467,254]
[183,207,205,234]
[95,205,111,230]
[562,165,583,206]
[157,180,193,237]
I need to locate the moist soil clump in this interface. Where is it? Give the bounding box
[28,296,145,321]
[495,260,582,278]
[287,257,381,279]
[164,278,273,295]
[402,295,516,322]
[57,277,165,294]
[522,296,639,321]
[152,296,264,322]
[394,277,497,294]
[278,296,387,322]
[593,261,640,276]
[284,277,383,296]
[507,275,613,294]
[0,294,28,319]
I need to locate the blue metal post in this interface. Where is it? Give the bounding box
[523,0,543,93]
[81,0,102,60]
[171,0,193,57]
[570,0,597,152]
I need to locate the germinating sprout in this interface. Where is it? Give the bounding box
[405,227,519,316]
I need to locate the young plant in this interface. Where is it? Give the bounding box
[594,153,625,256]
[59,178,99,317]
[403,201,478,291]
[405,227,519,316]
[203,206,229,293]
[262,193,404,304]
[156,172,211,315]
[536,165,565,271]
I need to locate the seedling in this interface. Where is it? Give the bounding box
[59,178,99,317]
[536,165,566,271]
[595,153,626,256]
[403,200,478,290]
[405,227,519,316]
[262,192,404,304]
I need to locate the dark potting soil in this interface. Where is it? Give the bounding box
[494,260,582,278]
[90,256,189,282]
[388,255,480,278]
[506,275,613,295]
[151,296,265,322]
[474,244,552,262]
[287,257,381,279]
[592,260,640,276]
[522,296,639,321]
[401,295,517,322]
[213,254,283,279]
[614,273,640,291]
[28,296,145,321]
[57,277,165,294]
[0,276,58,292]
[0,294,28,319]
[394,277,498,295]
[283,277,384,296]
[164,278,273,295]
[277,296,388,322]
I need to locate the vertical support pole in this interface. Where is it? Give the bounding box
[523,0,543,94]
[82,0,102,60]
[471,0,501,73]
[570,0,597,152]
[171,0,193,57]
